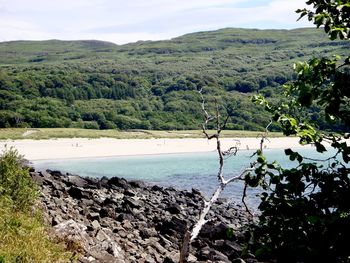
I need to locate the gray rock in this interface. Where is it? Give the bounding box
[200,246,211,259]
[117,229,127,238]
[123,220,133,230]
[129,180,146,188]
[103,197,119,206]
[188,254,198,263]
[123,196,143,209]
[89,249,123,263]
[41,170,54,180]
[212,250,231,263]
[52,214,63,226]
[91,220,101,230]
[108,177,129,189]
[95,229,109,242]
[81,198,94,206]
[54,219,87,232]
[67,175,88,188]
[34,170,253,263]
[30,172,45,185]
[124,188,136,196]
[153,242,167,255]
[167,251,179,263]
[165,203,182,214]
[140,227,158,238]
[87,212,100,221]
[116,213,134,222]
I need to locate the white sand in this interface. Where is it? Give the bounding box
[0,137,304,161]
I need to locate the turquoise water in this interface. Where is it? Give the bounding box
[33,147,335,207]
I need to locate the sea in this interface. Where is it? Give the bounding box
[32,146,336,208]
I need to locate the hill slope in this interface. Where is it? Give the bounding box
[0,28,348,130]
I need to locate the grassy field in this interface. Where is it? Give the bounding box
[0,128,284,140]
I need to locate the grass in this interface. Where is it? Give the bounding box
[0,128,284,140]
[0,148,75,262]
[0,198,73,262]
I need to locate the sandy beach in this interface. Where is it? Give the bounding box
[0,137,305,161]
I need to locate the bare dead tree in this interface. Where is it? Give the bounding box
[179,90,266,262]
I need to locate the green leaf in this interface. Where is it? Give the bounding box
[330,30,338,40]
[296,9,308,21]
[315,142,327,153]
[257,155,266,164]
[267,161,281,170]
[285,148,293,156]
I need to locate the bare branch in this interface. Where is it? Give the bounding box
[222,114,230,130]
[217,139,225,182]
[180,90,268,261]
[242,182,253,217]
[258,119,272,152]
[222,146,238,158]
[190,183,224,241]
[225,167,255,185]
[216,100,221,133]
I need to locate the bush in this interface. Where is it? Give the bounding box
[248,2,350,261]
[0,147,74,262]
[83,121,100,129]
[0,147,38,210]
[0,197,73,262]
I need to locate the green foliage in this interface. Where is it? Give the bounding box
[248,1,350,262]
[0,28,349,131]
[248,146,350,262]
[0,197,74,262]
[297,0,350,40]
[287,56,350,126]
[0,147,38,210]
[0,147,74,262]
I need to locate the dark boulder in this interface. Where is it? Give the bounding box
[108,177,129,190]
[129,180,146,188]
[123,197,143,209]
[32,169,253,263]
[67,186,84,199]
[165,203,182,214]
[65,175,89,188]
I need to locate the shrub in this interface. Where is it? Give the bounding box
[0,147,74,262]
[0,147,38,210]
[83,121,100,129]
[0,197,73,262]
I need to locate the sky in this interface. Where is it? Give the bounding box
[0,0,312,44]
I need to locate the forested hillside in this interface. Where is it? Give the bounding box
[0,28,349,130]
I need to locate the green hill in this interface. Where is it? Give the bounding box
[0,28,348,131]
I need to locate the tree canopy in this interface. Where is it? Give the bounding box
[0,28,349,131]
[248,1,350,262]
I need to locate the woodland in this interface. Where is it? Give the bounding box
[0,27,349,131]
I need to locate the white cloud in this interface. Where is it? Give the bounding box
[0,0,313,44]
[0,18,47,42]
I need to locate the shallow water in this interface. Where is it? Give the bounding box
[33,146,334,208]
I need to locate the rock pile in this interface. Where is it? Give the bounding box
[31,169,258,263]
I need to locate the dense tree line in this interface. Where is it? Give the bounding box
[0,28,348,130]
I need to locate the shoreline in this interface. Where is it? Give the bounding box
[0,137,304,161]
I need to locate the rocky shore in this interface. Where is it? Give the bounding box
[30,169,258,263]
